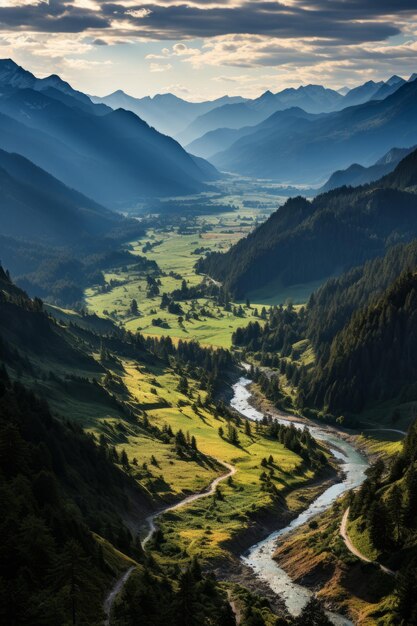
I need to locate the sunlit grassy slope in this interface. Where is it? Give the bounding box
[101,355,318,538]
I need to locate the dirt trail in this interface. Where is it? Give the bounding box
[361,427,407,436]
[104,566,134,626]
[227,590,242,625]
[340,507,396,577]
[142,460,235,546]
[103,460,236,623]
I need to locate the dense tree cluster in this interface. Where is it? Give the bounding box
[112,559,236,626]
[350,419,417,624]
[145,335,236,394]
[260,415,327,470]
[305,271,417,413]
[0,367,146,625]
[234,303,302,358]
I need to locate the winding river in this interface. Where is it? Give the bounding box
[230,376,369,626]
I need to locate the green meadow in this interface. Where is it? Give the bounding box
[85,210,274,348]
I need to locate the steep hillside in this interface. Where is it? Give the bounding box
[346,419,417,624]
[0,148,127,244]
[198,148,417,297]
[0,365,148,625]
[305,271,417,414]
[232,235,417,426]
[0,144,152,305]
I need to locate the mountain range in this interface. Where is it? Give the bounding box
[208,78,417,183]
[90,90,247,138]
[0,148,125,244]
[179,74,410,147]
[319,144,417,192]
[0,59,218,207]
[91,74,412,150]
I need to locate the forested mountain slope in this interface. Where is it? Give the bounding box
[0,144,149,305]
[347,418,417,624]
[198,147,417,297]
[0,366,147,625]
[305,271,417,413]
[233,238,417,420]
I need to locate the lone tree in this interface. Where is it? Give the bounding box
[227,423,240,446]
[178,375,189,395]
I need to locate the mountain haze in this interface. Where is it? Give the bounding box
[0,60,219,206]
[320,145,417,192]
[210,79,417,183]
[198,147,417,297]
[91,90,247,137]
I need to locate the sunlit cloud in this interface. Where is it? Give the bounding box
[0,0,47,5]
[149,61,171,71]
[1,0,417,98]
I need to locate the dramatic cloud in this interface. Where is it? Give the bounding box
[149,61,171,71]
[0,1,414,41]
[2,0,417,98]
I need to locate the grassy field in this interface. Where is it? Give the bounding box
[102,354,320,550]
[85,210,275,348]
[356,431,403,459]
[153,419,317,562]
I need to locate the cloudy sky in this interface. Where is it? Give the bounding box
[1,0,417,100]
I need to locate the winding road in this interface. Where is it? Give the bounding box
[340,507,396,577]
[104,566,135,626]
[104,460,236,624]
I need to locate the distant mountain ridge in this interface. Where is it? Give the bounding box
[209,78,417,183]
[176,74,413,146]
[91,90,247,137]
[92,74,412,149]
[186,107,318,159]
[320,145,417,192]
[177,84,343,145]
